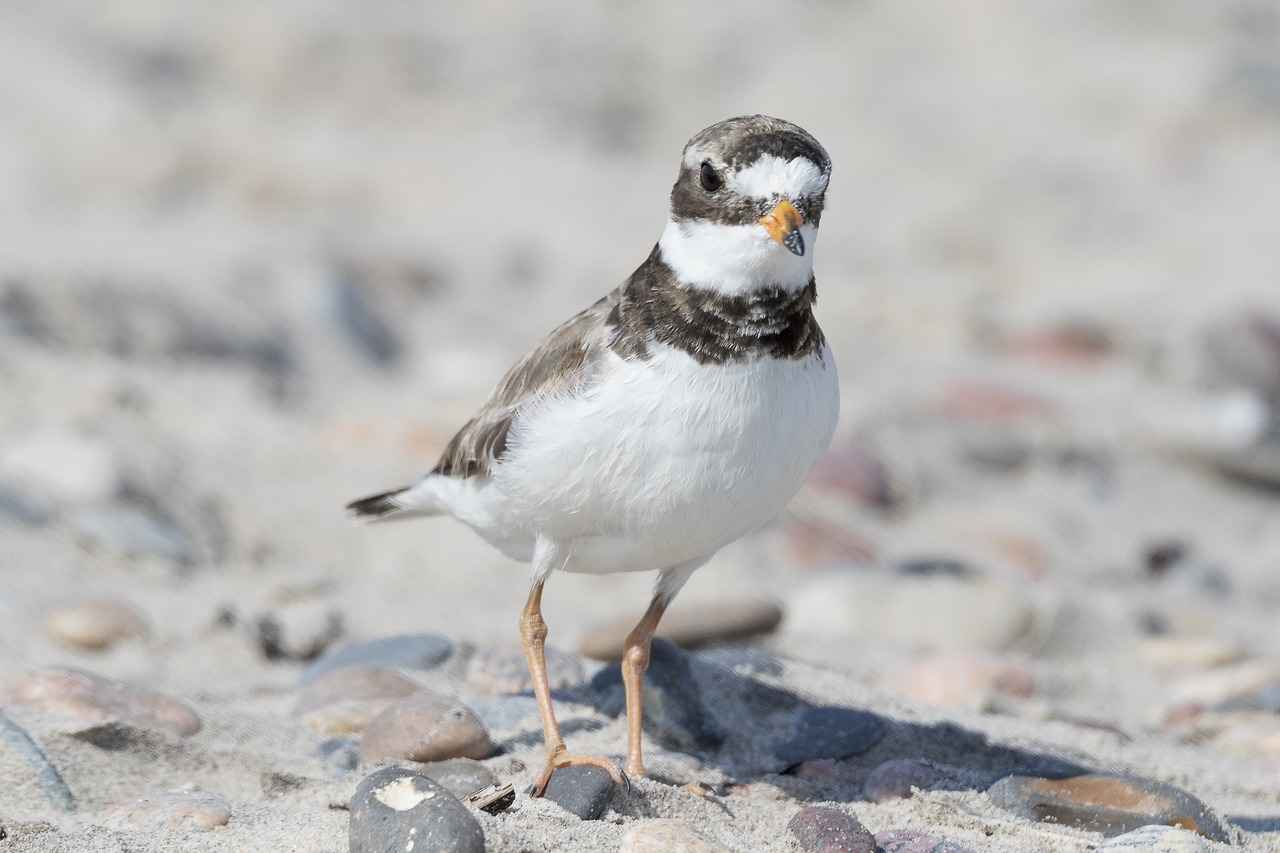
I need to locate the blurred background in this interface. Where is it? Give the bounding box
[3,0,1280,725]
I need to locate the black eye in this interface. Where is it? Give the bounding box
[699,162,723,192]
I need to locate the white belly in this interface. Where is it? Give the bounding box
[463,343,839,574]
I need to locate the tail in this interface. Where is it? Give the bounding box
[345,485,434,522]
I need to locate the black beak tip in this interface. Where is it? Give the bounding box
[783,230,805,257]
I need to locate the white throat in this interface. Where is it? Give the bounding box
[657,217,817,296]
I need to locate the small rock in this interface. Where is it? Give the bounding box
[1167,660,1279,708]
[467,642,583,695]
[1003,322,1113,367]
[875,828,979,853]
[327,269,402,368]
[417,758,496,800]
[863,758,942,803]
[68,507,192,564]
[773,706,886,769]
[256,599,344,662]
[880,650,1033,710]
[621,819,728,852]
[0,431,119,504]
[786,562,1035,652]
[541,764,616,820]
[293,666,421,733]
[783,517,878,566]
[299,634,453,686]
[579,597,783,661]
[939,378,1056,425]
[0,709,74,811]
[465,695,542,734]
[311,736,360,779]
[986,772,1229,841]
[787,805,876,853]
[45,598,144,651]
[359,690,493,765]
[4,667,201,737]
[349,767,483,853]
[789,759,872,789]
[1214,681,1280,713]
[0,484,51,527]
[1138,637,1243,669]
[802,442,894,509]
[1095,824,1211,852]
[589,638,725,752]
[101,787,231,832]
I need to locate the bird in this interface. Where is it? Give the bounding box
[346,115,839,796]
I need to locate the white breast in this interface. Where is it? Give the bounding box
[485,342,840,574]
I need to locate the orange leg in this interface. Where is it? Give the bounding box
[519,581,624,796]
[620,594,670,778]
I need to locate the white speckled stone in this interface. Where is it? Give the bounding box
[1095,824,1210,852]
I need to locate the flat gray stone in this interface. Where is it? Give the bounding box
[541,764,616,820]
[349,767,484,853]
[773,706,886,768]
[299,634,453,686]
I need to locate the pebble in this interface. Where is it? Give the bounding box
[465,695,542,734]
[101,786,231,832]
[1167,660,1279,708]
[1094,824,1211,852]
[256,599,344,661]
[786,562,1035,652]
[311,735,360,779]
[541,764,616,820]
[45,598,145,651]
[0,484,51,527]
[787,805,876,853]
[67,507,193,564]
[589,638,725,752]
[939,377,1056,426]
[326,269,402,367]
[466,642,583,695]
[789,758,872,789]
[1138,637,1243,669]
[4,667,201,737]
[293,666,421,733]
[578,597,783,661]
[0,709,74,811]
[773,706,886,769]
[802,442,894,509]
[358,690,493,765]
[986,772,1229,842]
[417,758,496,800]
[620,819,729,852]
[880,650,1033,710]
[0,431,119,504]
[299,634,453,686]
[349,767,483,853]
[875,828,979,853]
[863,758,942,803]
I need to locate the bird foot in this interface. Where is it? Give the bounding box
[528,750,628,797]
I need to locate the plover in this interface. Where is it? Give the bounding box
[348,115,838,794]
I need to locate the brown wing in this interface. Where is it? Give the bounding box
[431,289,619,479]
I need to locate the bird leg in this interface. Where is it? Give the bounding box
[620,592,671,778]
[519,581,624,796]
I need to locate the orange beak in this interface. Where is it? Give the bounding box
[758,199,806,256]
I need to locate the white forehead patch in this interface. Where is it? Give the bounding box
[731,155,828,202]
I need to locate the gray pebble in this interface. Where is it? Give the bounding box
[773,706,886,769]
[0,485,50,527]
[787,805,876,853]
[256,599,344,661]
[67,506,192,564]
[349,767,484,853]
[418,758,497,800]
[863,758,942,802]
[299,634,453,686]
[311,735,359,779]
[541,764,616,820]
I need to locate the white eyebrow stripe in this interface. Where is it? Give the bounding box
[731,155,827,201]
